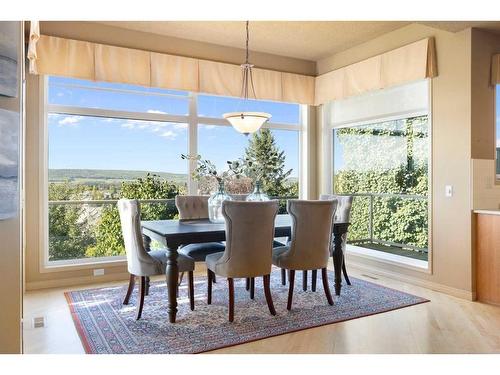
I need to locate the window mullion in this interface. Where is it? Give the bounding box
[188,93,198,195]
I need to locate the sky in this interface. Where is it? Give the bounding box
[48,77,300,177]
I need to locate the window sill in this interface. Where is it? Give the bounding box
[345,244,430,274]
[40,256,127,273]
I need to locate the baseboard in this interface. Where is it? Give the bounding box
[25,272,131,291]
[348,261,475,301]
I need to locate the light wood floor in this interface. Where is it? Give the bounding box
[23,263,500,354]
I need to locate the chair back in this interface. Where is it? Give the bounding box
[117,199,159,276]
[175,195,210,220]
[287,199,337,270]
[320,194,353,223]
[213,200,279,278]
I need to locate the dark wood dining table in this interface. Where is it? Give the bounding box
[142,214,349,323]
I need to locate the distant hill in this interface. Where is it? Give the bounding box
[49,169,188,185]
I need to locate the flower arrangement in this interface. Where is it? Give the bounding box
[180,154,244,184]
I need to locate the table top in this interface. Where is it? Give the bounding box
[142,214,293,237]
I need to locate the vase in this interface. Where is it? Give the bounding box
[245,181,270,202]
[208,181,232,223]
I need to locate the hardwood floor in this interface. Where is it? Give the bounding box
[23,262,500,354]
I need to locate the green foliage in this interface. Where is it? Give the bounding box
[48,182,98,261]
[243,128,294,197]
[334,116,429,250]
[85,174,181,258]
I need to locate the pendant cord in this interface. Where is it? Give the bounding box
[245,20,249,65]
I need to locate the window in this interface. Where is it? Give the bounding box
[45,76,303,265]
[329,80,430,264]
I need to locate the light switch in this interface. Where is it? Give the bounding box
[445,185,453,197]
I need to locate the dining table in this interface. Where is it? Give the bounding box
[142,214,350,323]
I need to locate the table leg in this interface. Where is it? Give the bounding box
[332,231,344,296]
[166,245,179,323]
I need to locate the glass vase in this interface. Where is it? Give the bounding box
[245,181,270,202]
[208,180,232,223]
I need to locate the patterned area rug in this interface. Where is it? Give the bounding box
[65,269,428,354]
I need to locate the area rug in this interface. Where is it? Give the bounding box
[65,268,428,354]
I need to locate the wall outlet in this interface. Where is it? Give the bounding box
[93,268,105,276]
[445,185,453,197]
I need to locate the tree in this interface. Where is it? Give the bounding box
[85,174,182,258]
[243,128,294,197]
[48,182,97,261]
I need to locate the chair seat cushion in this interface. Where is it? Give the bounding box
[148,249,195,272]
[179,242,226,262]
[272,245,291,269]
[205,251,225,272]
[273,240,287,248]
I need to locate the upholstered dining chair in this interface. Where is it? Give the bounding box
[272,199,337,310]
[317,194,354,287]
[117,199,196,320]
[205,200,279,322]
[175,195,226,283]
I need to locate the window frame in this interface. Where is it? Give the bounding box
[40,76,306,269]
[325,79,433,274]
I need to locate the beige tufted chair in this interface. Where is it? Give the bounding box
[175,195,226,261]
[205,200,279,322]
[319,194,354,286]
[117,199,195,319]
[272,199,337,310]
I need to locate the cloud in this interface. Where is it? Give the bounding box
[159,130,177,140]
[203,125,217,130]
[57,116,83,127]
[147,109,167,114]
[119,120,182,141]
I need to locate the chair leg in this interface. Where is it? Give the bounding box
[311,270,317,292]
[123,274,135,305]
[213,274,216,284]
[135,276,146,320]
[246,277,250,291]
[250,277,255,299]
[302,270,308,291]
[342,256,352,285]
[322,268,334,306]
[145,276,150,296]
[179,271,185,286]
[228,278,235,322]
[287,270,295,310]
[281,268,286,285]
[188,271,195,311]
[263,274,276,316]
[207,269,213,305]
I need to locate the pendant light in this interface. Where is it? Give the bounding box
[223,21,271,135]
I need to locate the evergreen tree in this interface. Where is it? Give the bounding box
[243,128,293,197]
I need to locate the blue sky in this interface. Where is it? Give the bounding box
[48,77,299,177]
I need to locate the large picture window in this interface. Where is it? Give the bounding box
[329,80,430,264]
[45,76,302,265]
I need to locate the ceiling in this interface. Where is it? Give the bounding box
[98,21,500,61]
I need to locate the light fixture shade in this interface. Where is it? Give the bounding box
[223,111,271,135]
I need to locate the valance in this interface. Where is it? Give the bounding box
[492,54,500,86]
[27,21,438,107]
[27,23,315,105]
[314,37,437,105]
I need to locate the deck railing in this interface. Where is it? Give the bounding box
[334,192,428,254]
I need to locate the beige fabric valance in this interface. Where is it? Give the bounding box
[27,28,315,105]
[27,22,438,107]
[491,54,500,86]
[315,37,437,105]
